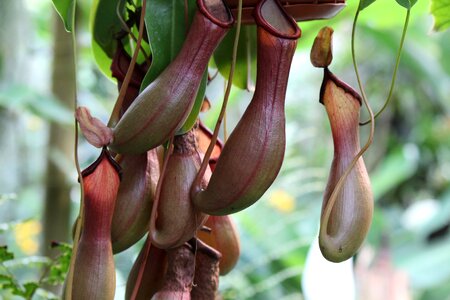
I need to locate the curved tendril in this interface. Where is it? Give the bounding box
[66,11,82,299]
[320,7,375,241]
[193,0,243,190]
[108,0,148,128]
[358,9,411,125]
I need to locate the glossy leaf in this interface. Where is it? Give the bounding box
[52,0,76,32]
[90,0,126,78]
[431,0,450,31]
[214,25,257,90]
[358,0,377,11]
[141,0,197,90]
[395,0,417,9]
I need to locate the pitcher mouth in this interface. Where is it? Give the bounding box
[320,68,362,106]
[254,0,301,39]
[198,0,234,28]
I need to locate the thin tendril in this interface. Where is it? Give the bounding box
[108,0,148,128]
[66,9,82,300]
[320,7,375,240]
[192,0,243,191]
[360,9,410,125]
[223,80,228,142]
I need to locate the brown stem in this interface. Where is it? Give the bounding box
[108,0,147,128]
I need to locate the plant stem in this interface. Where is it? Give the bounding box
[65,4,81,298]
[108,0,148,128]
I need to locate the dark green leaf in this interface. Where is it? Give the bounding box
[23,282,39,298]
[0,246,14,263]
[395,0,417,9]
[90,0,126,78]
[0,274,14,283]
[213,25,257,90]
[140,0,198,90]
[52,0,76,32]
[431,0,450,31]
[359,0,378,11]
[91,0,125,57]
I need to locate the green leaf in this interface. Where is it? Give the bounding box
[214,25,257,90]
[90,0,126,78]
[395,0,417,9]
[359,0,378,11]
[52,0,76,32]
[140,0,198,90]
[44,243,72,285]
[177,71,208,135]
[91,0,125,57]
[431,0,450,31]
[0,246,14,263]
[22,282,39,298]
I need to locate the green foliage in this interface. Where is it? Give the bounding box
[141,0,197,90]
[44,243,72,285]
[0,242,71,299]
[0,195,72,299]
[90,0,126,78]
[0,85,73,124]
[214,26,257,90]
[0,246,39,299]
[0,246,14,263]
[431,0,450,31]
[52,0,76,32]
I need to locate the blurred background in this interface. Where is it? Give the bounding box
[0,0,449,299]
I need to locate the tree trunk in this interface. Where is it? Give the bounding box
[41,12,76,255]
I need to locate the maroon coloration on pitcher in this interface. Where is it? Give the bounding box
[224,0,346,24]
[111,148,162,253]
[196,121,223,172]
[110,0,234,154]
[192,0,301,215]
[150,130,210,249]
[318,68,373,263]
[125,237,167,300]
[197,215,240,275]
[72,148,121,300]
